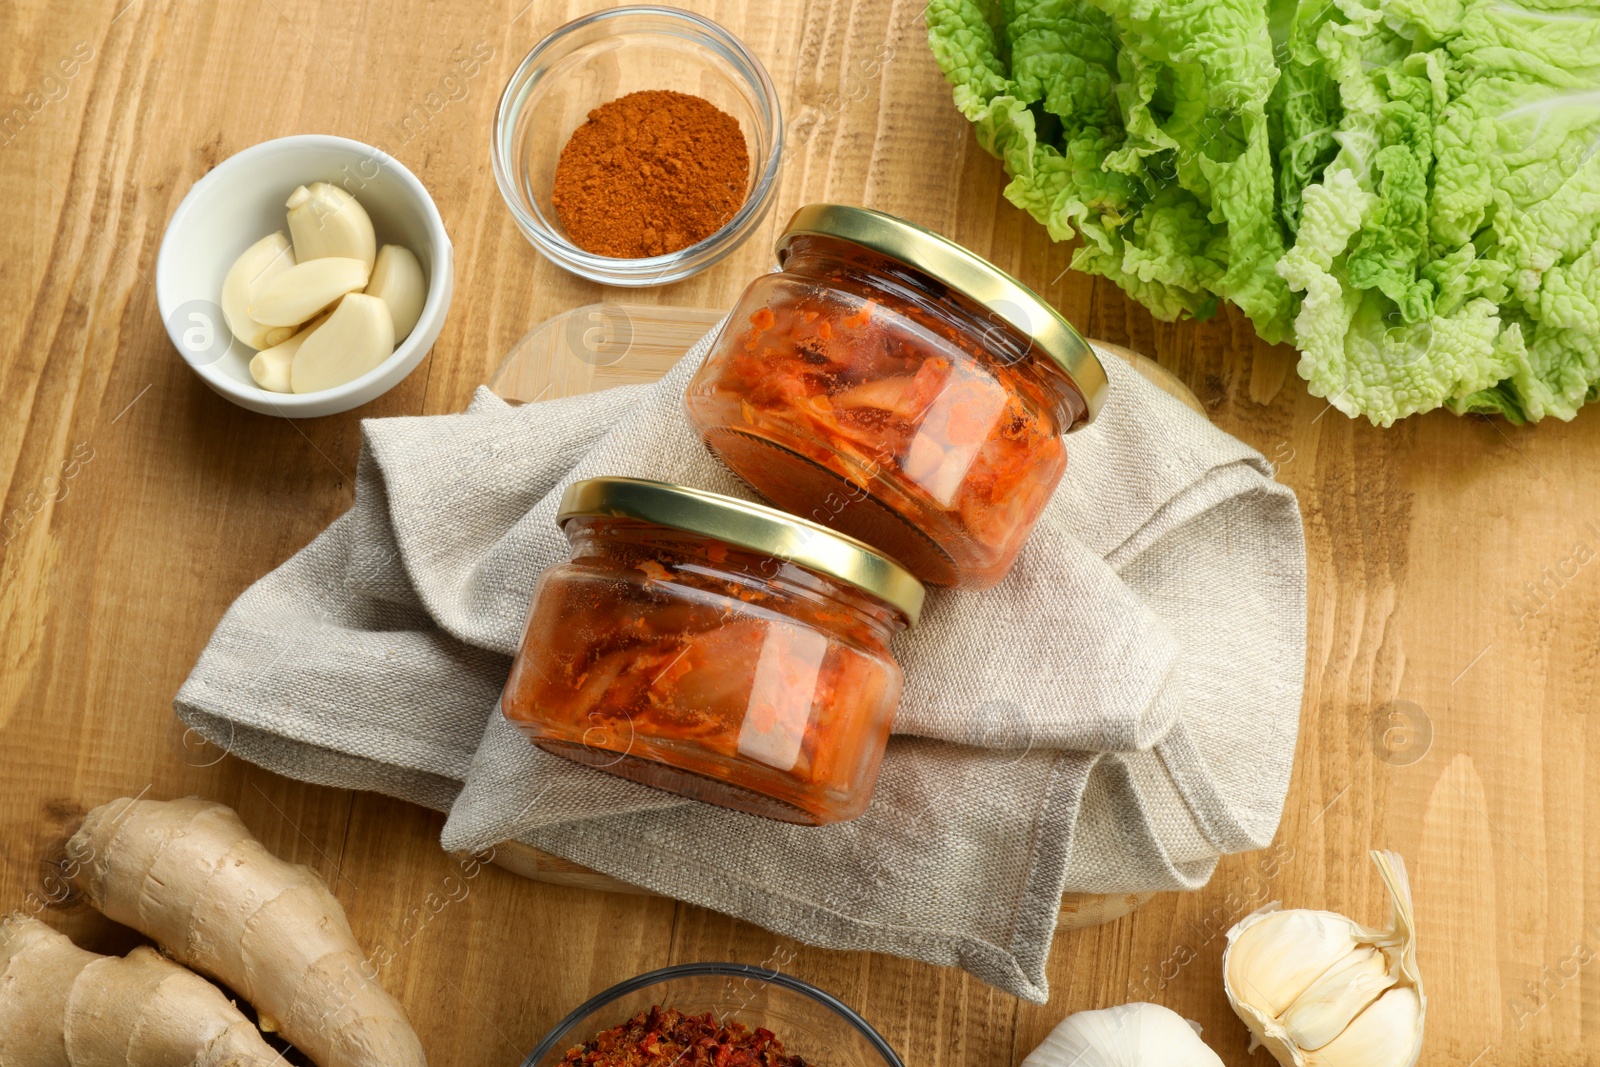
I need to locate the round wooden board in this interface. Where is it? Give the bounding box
[486,304,1207,415]
[480,303,1205,931]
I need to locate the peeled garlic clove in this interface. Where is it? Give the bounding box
[364,244,425,342]
[290,293,394,394]
[286,182,376,270]
[220,232,295,350]
[249,313,329,393]
[1303,988,1423,1067]
[1226,910,1364,1018]
[250,346,293,394]
[247,257,369,327]
[1021,1002,1225,1067]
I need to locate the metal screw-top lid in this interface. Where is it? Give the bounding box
[776,203,1108,426]
[557,477,926,625]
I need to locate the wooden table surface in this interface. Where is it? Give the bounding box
[2,2,1594,1064]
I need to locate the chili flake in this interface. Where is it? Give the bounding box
[559,1006,811,1067]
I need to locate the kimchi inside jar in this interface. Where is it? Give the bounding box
[684,206,1106,589]
[502,478,924,825]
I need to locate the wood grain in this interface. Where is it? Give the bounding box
[1,2,1596,1065]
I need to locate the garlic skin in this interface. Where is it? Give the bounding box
[1281,945,1395,1049]
[220,232,295,350]
[1224,911,1363,1018]
[1223,851,1424,1067]
[364,244,425,342]
[286,182,376,270]
[1022,1003,1224,1067]
[290,294,394,394]
[1305,989,1421,1067]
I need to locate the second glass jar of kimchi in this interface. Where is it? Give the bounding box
[502,477,925,825]
[685,205,1108,589]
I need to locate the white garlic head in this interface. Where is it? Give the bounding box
[1021,1002,1225,1067]
[1223,851,1425,1067]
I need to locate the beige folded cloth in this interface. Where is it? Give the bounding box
[175,326,1305,1002]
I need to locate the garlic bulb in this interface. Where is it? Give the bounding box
[1223,851,1424,1067]
[1022,1002,1224,1067]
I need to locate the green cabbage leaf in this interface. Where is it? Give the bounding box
[929,0,1600,424]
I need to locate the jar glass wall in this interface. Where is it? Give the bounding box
[684,208,1104,589]
[502,480,922,825]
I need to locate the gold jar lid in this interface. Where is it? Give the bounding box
[775,204,1108,426]
[557,477,926,625]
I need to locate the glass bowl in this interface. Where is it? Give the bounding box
[493,7,783,287]
[521,962,904,1067]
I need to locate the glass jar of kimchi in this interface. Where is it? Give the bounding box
[684,205,1107,589]
[502,477,925,825]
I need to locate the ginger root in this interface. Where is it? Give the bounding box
[66,797,425,1067]
[0,915,97,1066]
[0,915,281,1066]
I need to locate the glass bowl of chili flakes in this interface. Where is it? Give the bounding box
[522,962,904,1067]
[494,7,783,287]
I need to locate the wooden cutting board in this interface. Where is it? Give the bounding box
[481,303,1205,932]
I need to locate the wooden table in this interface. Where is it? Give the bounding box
[1,2,1592,1064]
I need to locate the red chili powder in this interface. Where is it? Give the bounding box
[551,89,751,259]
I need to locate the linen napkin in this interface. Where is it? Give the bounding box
[175,325,1306,1002]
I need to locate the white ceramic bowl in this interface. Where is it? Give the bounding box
[156,135,453,417]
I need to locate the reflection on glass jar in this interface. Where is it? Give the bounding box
[684,205,1107,589]
[502,477,924,825]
